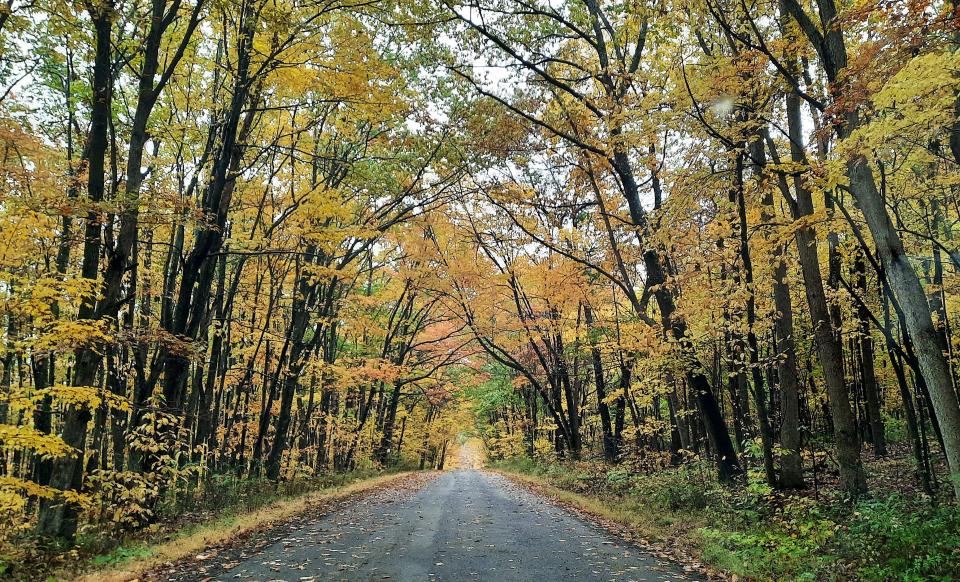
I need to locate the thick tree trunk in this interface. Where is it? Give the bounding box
[555,331,582,459]
[265,371,299,480]
[784,91,867,497]
[265,273,323,480]
[376,382,404,465]
[162,3,255,410]
[772,256,806,488]
[759,132,806,488]
[195,252,228,459]
[37,8,113,538]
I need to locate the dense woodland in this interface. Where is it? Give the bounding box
[0,0,959,575]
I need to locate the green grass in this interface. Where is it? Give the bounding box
[87,545,151,568]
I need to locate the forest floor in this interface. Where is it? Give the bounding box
[491,444,960,581]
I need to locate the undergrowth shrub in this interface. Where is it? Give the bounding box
[604,469,634,495]
[841,496,960,581]
[630,466,725,512]
[699,496,838,581]
[491,456,545,476]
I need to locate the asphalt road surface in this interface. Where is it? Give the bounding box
[208,469,699,582]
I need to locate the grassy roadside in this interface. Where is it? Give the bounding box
[52,470,419,582]
[492,458,960,581]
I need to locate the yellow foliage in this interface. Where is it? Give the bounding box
[35,385,131,412]
[0,424,76,458]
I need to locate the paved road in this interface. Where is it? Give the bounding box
[212,469,699,582]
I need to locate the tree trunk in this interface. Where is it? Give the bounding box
[853,251,887,455]
[37,7,113,538]
[585,304,617,462]
[733,152,776,486]
[784,89,867,497]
